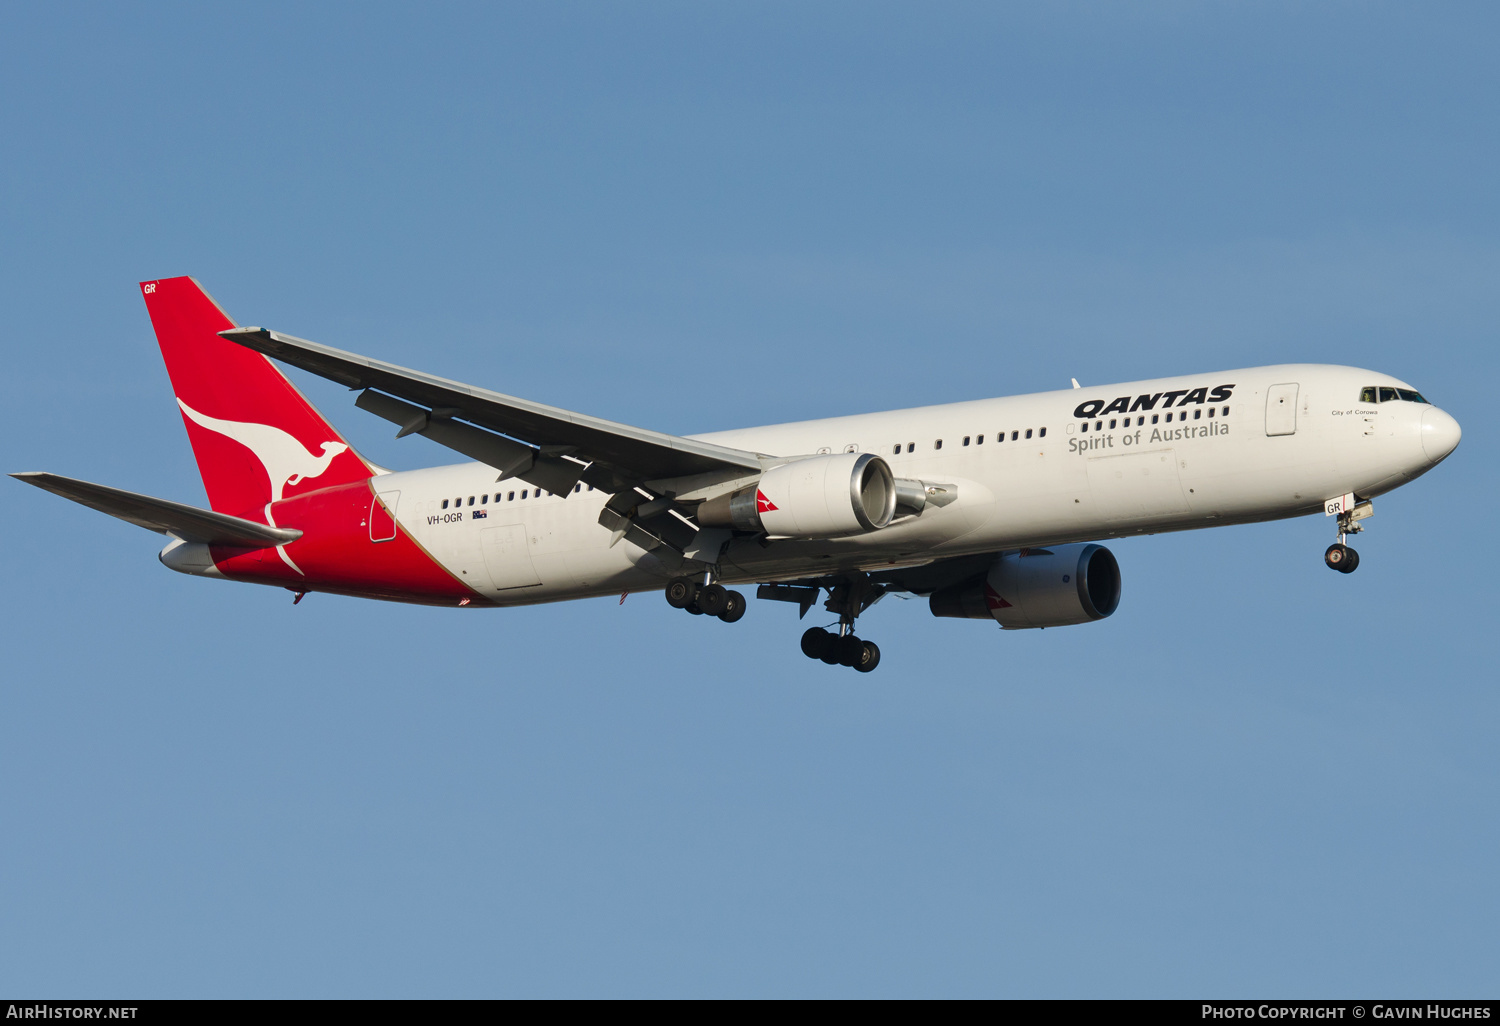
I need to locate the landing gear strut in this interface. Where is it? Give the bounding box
[795,574,885,673]
[664,576,746,623]
[1325,499,1373,574]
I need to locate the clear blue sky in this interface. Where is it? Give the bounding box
[2,2,1495,997]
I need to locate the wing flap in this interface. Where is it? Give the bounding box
[11,472,302,548]
[354,389,588,494]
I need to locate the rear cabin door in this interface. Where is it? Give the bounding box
[480,524,542,590]
[1265,383,1300,436]
[369,490,400,542]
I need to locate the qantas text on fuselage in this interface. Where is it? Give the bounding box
[1072,384,1237,419]
[10,278,1462,673]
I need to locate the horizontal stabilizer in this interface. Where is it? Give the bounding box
[10,472,302,548]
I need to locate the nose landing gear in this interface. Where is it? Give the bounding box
[1324,498,1373,574]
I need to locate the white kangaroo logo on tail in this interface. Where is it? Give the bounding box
[177,399,351,574]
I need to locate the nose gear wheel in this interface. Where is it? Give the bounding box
[1325,543,1359,574]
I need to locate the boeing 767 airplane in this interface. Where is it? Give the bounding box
[13,277,1462,672]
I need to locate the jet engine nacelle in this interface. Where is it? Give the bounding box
[929,543,1121,629]
[697,452,897,537]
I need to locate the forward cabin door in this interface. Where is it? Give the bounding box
[480,524,542,590]
[1266,383,1300,436]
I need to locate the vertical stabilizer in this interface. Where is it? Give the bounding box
[140,277,372,515]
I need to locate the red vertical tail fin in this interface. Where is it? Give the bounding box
[140,277,372,515]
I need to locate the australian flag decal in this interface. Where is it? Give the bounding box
[473,509,487,519]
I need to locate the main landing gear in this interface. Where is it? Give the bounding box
[794,574,885,673]
[667,572,887,672]
[1324,498,1373,574]
[665,576,746,623]
[800,627,880,673]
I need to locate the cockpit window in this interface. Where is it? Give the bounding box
[1361,385,1431,404]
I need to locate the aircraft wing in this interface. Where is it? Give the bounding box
[11,472,302,548]
[219,327,766,494]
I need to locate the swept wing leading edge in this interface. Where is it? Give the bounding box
[218,327,765,492]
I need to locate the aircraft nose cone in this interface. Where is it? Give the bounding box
[1421,406,1461,464]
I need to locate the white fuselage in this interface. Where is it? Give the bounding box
[378,364,1457,604]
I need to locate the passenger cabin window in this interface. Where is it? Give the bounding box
[893,444,901,455]
[963,436,970,446]
[907,442,915,453]
[1025,428,1033,439]
[468,496,475,505]
[1039,427,1047,437]
[1109,419,1117,429]
[441,499,449,509]
[934,439,943,450]
[976,433,984,444]
[507,491,515,501]
[1012,430,1020,441]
